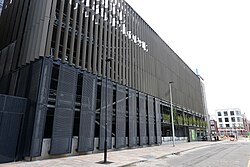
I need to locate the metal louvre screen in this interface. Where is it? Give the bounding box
[99,79,113,150]
[0,95,27,163]
[128,89,137,147]
[78,72,97,152]
[115,84,126,149]
[50,64,78,155]
[0,0,205,115]
[22,59,43,157]
[30,58,53,157]
[8,70,19,95]
[147,96,155,144]
[0,73,10,94]
[15,65,30,97]
[155,98,162,144]
[3,43,15,76]
[139,93,147,146]
[0,47,7,78]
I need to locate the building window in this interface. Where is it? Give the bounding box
[218,112,221,116]
[236,111,240,116]
[230,111,234,115]
[226,124,230,127]
[219,124,223,128]
[225,118,229,122]
[237,117,241,122]
[218,118,222,122]
[224,111,228,116]
[231,117,235,122]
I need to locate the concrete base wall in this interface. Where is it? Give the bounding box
[26,136,160,161]
[27,137,79,161]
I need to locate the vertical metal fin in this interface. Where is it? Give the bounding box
[50,64,78,155]
[30,58,53,157]
[155,98,162,144]
[78,72,97,152]
[99,79,113,150]
[147,95,155,144]
[139,92,147,146]
[115,84,126,148]
[128,89,137,147]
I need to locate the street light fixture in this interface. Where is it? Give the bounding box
[169,81,175,147]
[104,57,113,163]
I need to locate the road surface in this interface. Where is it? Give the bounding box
[129,140,250,167]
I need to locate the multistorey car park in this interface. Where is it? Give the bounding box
[0,0,207,162]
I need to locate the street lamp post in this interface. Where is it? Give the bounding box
[104,57,113,163]
[169,81,175,147]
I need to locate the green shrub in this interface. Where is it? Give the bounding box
[177,115,183,125]
[183,115,188,125]
[163,113,170,123]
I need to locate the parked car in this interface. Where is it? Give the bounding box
[229,135,236,141]
[201,136,208,141]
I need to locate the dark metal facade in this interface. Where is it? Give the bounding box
[147,95,155,145]
[128,89,137,147]
[99,79,113,150]
[29,58,53,156]
[50,64,78,155]
[78,71,97,152]
[0,0,203,114]
[139,92,147,146]
[0,0,207,161]
[0,0,3,15]
[115,84,126,148]
[0,95,27,163]
[155,99,162,144]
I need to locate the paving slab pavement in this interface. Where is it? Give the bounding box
[0,141,223,167]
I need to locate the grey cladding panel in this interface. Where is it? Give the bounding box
[3,43,15,76]
[0,74,10,94]
[0,95,27,163]
[128,89,137,147]
[147,96,155,144]
[3,96,27,114]
[30,58,53,157]
[50,64,78,155]
[115,84,126,149]
[8,70,19,95]
[139,93,147,146]
[0,0,204,115]
[78,72,97,152]
[15,65,30,97]
[23,59,43,157]
[99,79,113,150]
[155,98,162,144]
[0,47,8,78]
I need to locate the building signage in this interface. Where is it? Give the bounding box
[68,0,148,52]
